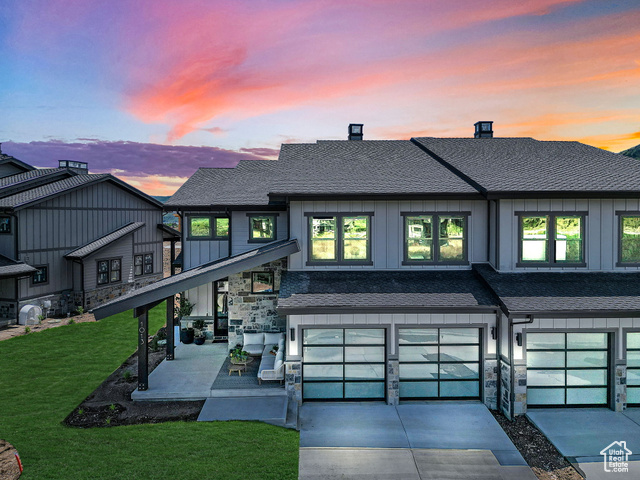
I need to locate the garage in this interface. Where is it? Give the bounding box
[302,328,386,400]
[398,327,481,399]
[526,332,610,407]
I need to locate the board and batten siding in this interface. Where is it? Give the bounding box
[288,200,488,270]
[16,180,162,299]
[82,236,134,291]
[231,210,288,256]
[498,198,640,272]
[287,312,497,357]
[182,211,229,270]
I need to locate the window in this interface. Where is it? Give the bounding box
[403,213,467,264]
[32,266,48,285]
[248,215,276,242]
[135,253,153,276]
[0,216,10,234]
[188,215,229,239]
[98,258,121,285]
[307,213,371,264]
[619,215,640,265]
[518,213,584,266]
[251,272,274,294]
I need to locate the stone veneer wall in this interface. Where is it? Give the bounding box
[513,364,527,416]
[285,360,302,405]
[227,259,286,347]
[484,359,498,410]
[500,359,512,419]
[18,274,162,316]
[387,360,399,405]
[615,364,627,412]
[84,274,163,310]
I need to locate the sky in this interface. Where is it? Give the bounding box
[1,0,639,195]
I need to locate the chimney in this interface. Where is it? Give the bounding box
[59,160,89,174]
[474,121,493,138]
[348,123,364,141]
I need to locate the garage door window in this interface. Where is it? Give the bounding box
[628,332,640,406]
[302,328,385,400]
[527,332,609,407]
[398,328,480,399]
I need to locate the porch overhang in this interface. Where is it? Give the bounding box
[0,254,37,278]
[91,238,300,320]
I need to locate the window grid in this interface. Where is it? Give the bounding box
[306,213,372,265]
[97,258,121,285]
[187,215,230,240]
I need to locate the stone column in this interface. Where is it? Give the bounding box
[285,360,302,405]
[615,364,627,412]
[483,359,498,410]
[387,359,399,405]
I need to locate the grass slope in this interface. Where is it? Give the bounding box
[0,305,298,479]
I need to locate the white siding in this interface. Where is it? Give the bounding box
[288,312,496,357]
[185,284,214,317]
[288,199,488,270]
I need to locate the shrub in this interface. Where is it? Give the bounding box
[122,370,133,382]
[76,306,84,315]
[68,318,75,325]
[37,314,45,324]
[24,326,31,334]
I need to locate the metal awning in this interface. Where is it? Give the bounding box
[92,238,300,320]
[157,223,181,240]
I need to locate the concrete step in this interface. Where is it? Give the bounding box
[197,396,288,426]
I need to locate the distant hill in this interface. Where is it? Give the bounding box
[620,144,640,160]
[153,195,171,203]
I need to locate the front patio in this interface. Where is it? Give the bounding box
[131,342,287,401]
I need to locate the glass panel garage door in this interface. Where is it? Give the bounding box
[398,328,481,399]
[302,328,386,400]
[527,332,609,407]
[628,332,640,406]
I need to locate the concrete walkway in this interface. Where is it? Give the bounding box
[131,342,286,400]
[527,408,640,480]
[299,402,536,480]
[197,396,289,427]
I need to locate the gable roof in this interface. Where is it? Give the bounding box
[413,137,640,196]
[0,174,163,211]
[0,168,75,199]
[0,153,36,173]
[92,239,300,320]
[65,222,145,260]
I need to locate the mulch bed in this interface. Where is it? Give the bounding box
[491,410,583,480]
[64,338,204,428]
[0,440,21,480]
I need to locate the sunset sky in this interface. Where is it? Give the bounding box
[1,0,639,195]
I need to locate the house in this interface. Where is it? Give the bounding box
[0,148,172,327]
[93,122,640,418]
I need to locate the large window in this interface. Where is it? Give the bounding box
[519,214,584,266]
[134,253,153,276]
[619,215,640,265]
[188,215,229,240]
[627,332,640,405]
[403,213,467,264]
[248,215,276,242]
[98,258,121,285]
[307,214,371,264]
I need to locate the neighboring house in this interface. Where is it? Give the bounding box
[93,122,640,418]
[0,148,169,327]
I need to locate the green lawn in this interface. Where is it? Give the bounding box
[0,305,299,479]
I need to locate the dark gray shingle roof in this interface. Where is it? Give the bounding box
[474,264,640,314]
[65,222,145,259]
[0,168,63,189]
[0,254,37,278]
[165,141,478,207]
[278,270,497,311]
[413,137,640,194]
[0,174,109,209]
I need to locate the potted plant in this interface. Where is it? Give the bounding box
[229,345,249,364]
[269,344,279,355]
[193,318,206,345]
[177,297,195,344]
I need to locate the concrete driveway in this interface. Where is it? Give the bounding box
[299,401,536,480]
[527,408,640,480]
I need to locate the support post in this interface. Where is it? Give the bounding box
[137,309,149,391]
[166,296,175,360]
[170,240,176,276]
